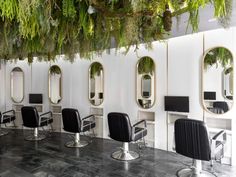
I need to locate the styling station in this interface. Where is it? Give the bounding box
[0,1,236,177]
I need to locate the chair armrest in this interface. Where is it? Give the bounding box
[40,111,52,118]
[82,114,95,121]
[2,109,15,115]
[132,120,147,128]
[210,130,227,160]
[212,130,226,141]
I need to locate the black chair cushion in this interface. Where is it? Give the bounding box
[40,117,53,127]
[21,106,40,128]
[82,121,96,132]
[133,127,147,142]
[108,112,133,142]
[62,108,81,133]
[175,119,211,161]
[1,115,16,124]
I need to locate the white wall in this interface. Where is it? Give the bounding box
[1,27,236,165]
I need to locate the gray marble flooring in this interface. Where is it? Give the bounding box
[0,129,235,177]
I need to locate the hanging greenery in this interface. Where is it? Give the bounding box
[90,62,103,78]
[138,56,155,75]
[0,0,232,63]
[204,47,233,70]
[50,65,61,75]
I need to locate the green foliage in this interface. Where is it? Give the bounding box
[50,65,61,74]
[62,0,77,18]
[138,57,155,75]
[90,62,103,78]
[204,47,233,70]
[0,0,232,63]
[0,0,18,20]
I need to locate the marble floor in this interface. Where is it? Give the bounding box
[0,129,235,177]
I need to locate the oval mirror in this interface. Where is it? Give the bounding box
[49,65,62,104]
[11,67,24,103]
[203,47,233,114]
[89,62,104,106]
[136,56,155,109]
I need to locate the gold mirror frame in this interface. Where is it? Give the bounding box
[88,62,104,106]
[202,47,234,114]
[10,67,24,103]
[136,56,156,109]
[48,65,62,104]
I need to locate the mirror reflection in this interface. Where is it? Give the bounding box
[89,62,104,106]
[141,75,152,98]
[137,56,155,109]
[203,47,233,114]
[11,67,24,103]
[49,65,62,104]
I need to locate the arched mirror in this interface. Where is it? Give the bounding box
[203,47,233,114]
[11,67,24,103]
[89,62,104,106]
[136,56,155,109]
[49,65,62,104]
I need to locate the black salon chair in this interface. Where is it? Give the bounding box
[0,110,16,136]
[108,112,147,161]
[21,106,53,141]
[62,108,96,148]
[175,119,226,177]
[213,101,229,113]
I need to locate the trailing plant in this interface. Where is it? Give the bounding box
[204,47,233,70]
[0,0,232,63]
[90,62,103,78]
[138,57,155,75]
[50,65,61,75]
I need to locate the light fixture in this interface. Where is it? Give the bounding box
[87,5,96,14]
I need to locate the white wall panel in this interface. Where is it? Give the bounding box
[168,33,204,119]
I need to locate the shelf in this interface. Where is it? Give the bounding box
[168,111,189,116]
[208,127,232,135]
[146,121,155,125]
[51,105,62,114]
[138,110,155,122]
[206,117,232,131]
[90,107,103,116]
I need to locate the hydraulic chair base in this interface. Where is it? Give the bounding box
[177,160,216,177]
[24,128,46,141]
[65,133,88,148]
[111,142,140,161]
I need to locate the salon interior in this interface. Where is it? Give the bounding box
[0,1,236,177]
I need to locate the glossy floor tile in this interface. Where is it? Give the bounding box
[0,129,235,177]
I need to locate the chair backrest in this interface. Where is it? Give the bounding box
[21,106,39,128]
[174,119,211,161]
[108,112,132,142]
[62,108,81,133]
[213,101,229,113]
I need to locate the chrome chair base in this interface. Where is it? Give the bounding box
[177,160,216,177]
[177,168,215,177]
[111,150,139,161]
[65,140,89,148]
[111,142,140,161]
[24,134,46,141]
